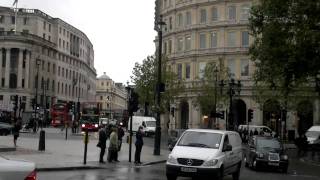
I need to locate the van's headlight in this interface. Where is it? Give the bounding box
[167,155,178,164]
[203,159,218,167]
[257,153,264,158]
[95,124,98,128]
[281,155,288,160]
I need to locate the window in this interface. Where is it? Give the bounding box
[169,17,173,30]
[241,31,249,46]
[52,80,55,92]
[49,24,51,32]
[0,95,3,100]
[185,11,191,25]
[177,64,182,79]
[1,78,4,87]
[186,63,190,79]
[177,38,183,52]
[63,40,65,49]
[48,36,51,42]
[43,33,46,39]
[53,64,56,74]
[47,62,50,72]
[211,7,218,21]
[228,59,236,77]
[164,42,167,54]
[228,6,236,20]
[58,66,60,76]
[185,36,191,51]
[59,27,62,34]
[0,15,3,23]
[177,13,183,27]
[241,5,250,20]
[66,69,68,79]
[23,17,28,25]
[63,29,65,36]
[43,21,46,30]
[227,32,237,47]
[11,16,15,24]
[62,68,64,77]
[59,39,61,47]
[241,59,249,76]
[199,62,206,79]
[101,82,104,86]
[168,40,172,53]
[211,32,217,48]
[100,96,103,100]
[200,9,207,23]
[22,79,25,88]
[199,33,206,49]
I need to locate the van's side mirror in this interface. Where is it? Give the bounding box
[223,144,232,152]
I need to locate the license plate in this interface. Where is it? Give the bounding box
[268,162,279,166]
[181,167,197,173]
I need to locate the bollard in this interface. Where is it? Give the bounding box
[65,123,68,140]
[38,130,45,151]
[83,129,89,164]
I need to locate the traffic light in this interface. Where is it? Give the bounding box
[129,91,139,115]
[248,109,253,122]
[216,111,225,119]
[13,95,18,111]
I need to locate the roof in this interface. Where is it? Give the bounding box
[186,129,235,134]
[98,72,111,80]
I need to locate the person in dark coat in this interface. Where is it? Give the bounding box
[253,129,259,135]
[117,125,125,151]
[134,126,144,164]
[12,117,22,147]
[97,125,107,163]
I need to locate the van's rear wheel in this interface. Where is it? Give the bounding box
[166,174,177,180]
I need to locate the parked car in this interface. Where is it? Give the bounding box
[166,129,242,180]
[0,155,37,180]
[238,125,274,137]
[243,136,289,173]
[167,129,186,151]
[0,122,13,136]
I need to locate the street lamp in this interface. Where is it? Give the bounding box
[219,78,241,130]
[125,81,133,162]
[154,15,166,156]
[35,58,45,151]
[34,58,41,125]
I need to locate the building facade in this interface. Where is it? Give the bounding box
[0,6,96,115]
[156,0,319,137]
[96,72,127,120]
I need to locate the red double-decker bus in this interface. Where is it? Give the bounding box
[51,103,70,127]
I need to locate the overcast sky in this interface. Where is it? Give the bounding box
[1,0,157,84]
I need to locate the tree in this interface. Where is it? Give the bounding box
[131,55,184,116]
[249,0,320,136]
[196,60,229,129]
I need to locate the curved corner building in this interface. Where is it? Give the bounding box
[157,0,319,136]
[0,6,96,113]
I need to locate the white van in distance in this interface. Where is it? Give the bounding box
[305,126,320,146]
[128,116,156,136]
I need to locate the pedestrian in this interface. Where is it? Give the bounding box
[253,128,259,135]
[12,117,22,147]
[108,127,119,162]
[117,125,125,151]
[97,125,107,163]
[134,126,144,165]
[249,130,253,137]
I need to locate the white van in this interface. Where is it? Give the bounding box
[166,129,242,180]
[128,116,156,136]
[238,125,274,136]
[305,126,320,145]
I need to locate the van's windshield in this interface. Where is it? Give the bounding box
[145,121,156,127]
[306,131,320,138]
[178,131,222,149]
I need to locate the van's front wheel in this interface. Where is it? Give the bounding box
[232,163,241,180]
[166,174,177,180]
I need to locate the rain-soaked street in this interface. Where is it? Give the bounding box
[38,157,320,180]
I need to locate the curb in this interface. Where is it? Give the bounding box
[0,147,16,152]
[35,160,167,172]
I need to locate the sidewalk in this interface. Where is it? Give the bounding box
[284,143,320,166]
[0,129,170,171]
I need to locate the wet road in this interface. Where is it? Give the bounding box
[38,157,320,180]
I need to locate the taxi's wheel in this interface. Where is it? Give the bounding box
[217,166,224,180]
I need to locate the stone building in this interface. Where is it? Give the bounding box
[96,72,127,120]
[156,0,319,137]
[0,6,96,115]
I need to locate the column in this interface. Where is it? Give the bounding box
[17,49,23,88]
[188,99,193,128]
[0,49,2,85]
[314,99,320,125]
[24,51,30,89]
[4,48,10,87]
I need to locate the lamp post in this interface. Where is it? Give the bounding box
[35,58,45,151]
[219,78,241,130]
[125,82,133,162]
[154,15,166,156]
[34,58,41,131]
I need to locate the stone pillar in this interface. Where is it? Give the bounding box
[188,99,193,128]
[24,51,30,89]
[17,49,23,88]
[0,49,2,84]
[4,48,10,87]
[314,98,320,125]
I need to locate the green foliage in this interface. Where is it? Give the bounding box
[249,0,320,108]
[196,61,229,116]
[130,55,184,114]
